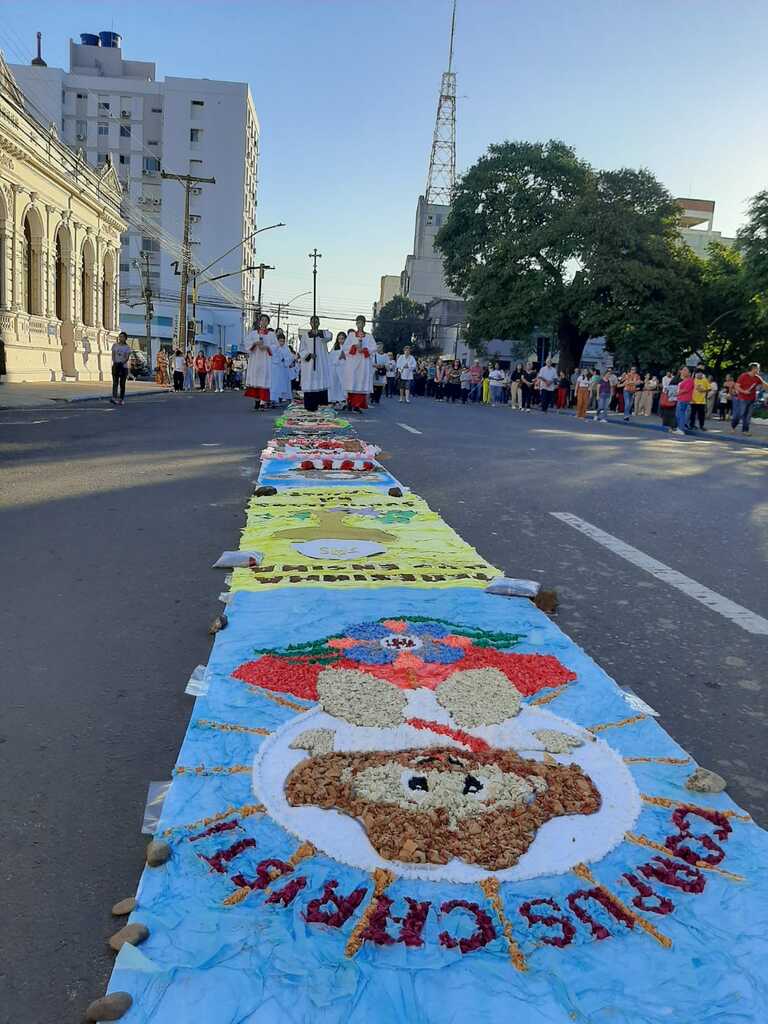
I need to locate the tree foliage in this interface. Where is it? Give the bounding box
[373,295,429,354]
[435,140,697,370]
[737,190,768,326]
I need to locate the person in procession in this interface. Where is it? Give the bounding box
[184,349,194,391]
[489,363,505,406]
[509,363,523,409]
[659,374,678,432]
[326,332,347,407]
[619,366,641,421]
[689,368,709,430]
[194,349,207,391]
[396,345,417,403]
[731,362,767,435]
[244,313,275,410]
[172,348,186,392]
[110,331,132,405]
[385,352,398,397]
[371,349,388,404]
[298,315,332,412]
[269,330,292,405]
[574,367,591,419]
[535,358,558,413]
[674,366,694,434]
[343,315,377,413]
[596,368,613,423]
[211,348,227,393]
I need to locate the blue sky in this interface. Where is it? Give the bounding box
[2,0,767,323]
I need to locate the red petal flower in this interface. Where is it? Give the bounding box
[231,654,323,700]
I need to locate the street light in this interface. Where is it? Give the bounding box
[273,290,311,329]
[195,222,286,280]
[188,223,285,349]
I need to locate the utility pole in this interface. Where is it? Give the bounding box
[255,263,274,324]
[133,251,154,366]
[161,169,215,350]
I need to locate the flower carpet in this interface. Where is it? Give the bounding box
[104,407,768,1023]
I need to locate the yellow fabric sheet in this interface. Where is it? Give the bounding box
[230,487,499,591]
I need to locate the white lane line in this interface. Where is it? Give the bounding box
[551,512,768,636]
[0,419,49,425]
[397,422,422,435]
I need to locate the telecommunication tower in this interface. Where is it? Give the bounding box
[425,0,457,205]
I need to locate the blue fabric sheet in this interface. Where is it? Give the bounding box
[108,588,768,1023]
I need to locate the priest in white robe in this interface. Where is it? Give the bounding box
[244,313,275,409]
[327,331,347,406]
[298,316,332,411]
[343,315,377,412]
[269,331,292,405]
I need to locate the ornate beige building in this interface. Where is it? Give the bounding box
[0,55,125,382]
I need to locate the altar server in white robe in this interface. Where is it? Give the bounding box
[269,330,292,405]
[327,332,347,406]
[244,313,275,409]
[298,316,332,411]
[343,315,377,412]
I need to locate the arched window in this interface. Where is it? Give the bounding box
[53,224,72,324]
[0,189,7,309]
[22,208,44,315]
[23,216,32,313]
[102,249,115,329]
[55,232,63,320]
[81,238,95,326]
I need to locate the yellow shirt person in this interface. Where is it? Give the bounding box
[691,374,709,405]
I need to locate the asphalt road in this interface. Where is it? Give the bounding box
[1,389,766,1022]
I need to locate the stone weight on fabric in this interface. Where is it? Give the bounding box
[145,840,171,866]
[686,767,727,793]
[84,992,133,1021]
[111,897,136,916]
[108,923,149,951]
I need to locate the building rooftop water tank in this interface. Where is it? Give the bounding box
[80,33,100,46]
[99,31,122,48]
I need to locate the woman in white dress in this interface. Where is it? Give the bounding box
[244,313,275,410]
[327,332,347,406]
[269,330,292,406]
[343,315,377,413]
[298,316,332,411]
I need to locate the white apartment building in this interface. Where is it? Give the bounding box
[12,31,259,361]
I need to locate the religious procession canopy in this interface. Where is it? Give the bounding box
[103,401,768,1022]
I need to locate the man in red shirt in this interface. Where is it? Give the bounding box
[211,349,227,393]
[731,362,767,435]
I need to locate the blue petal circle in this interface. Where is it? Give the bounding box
[345,645,394,665]
[344,622,390,641]
[408,622,450,638]
[421,641,465,664]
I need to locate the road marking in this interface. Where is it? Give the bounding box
[551,512,768,636]
[397,422,422,434]
[0,419,48,425]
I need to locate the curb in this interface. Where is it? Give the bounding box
[0,389,171,410]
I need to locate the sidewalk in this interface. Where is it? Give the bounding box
[506,404,768,447]
[0,380,170,409]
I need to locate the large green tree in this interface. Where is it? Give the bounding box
[737,190,768,326]
[435,139,694,369]
[696,242,765,375]
[373,295,429,354]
